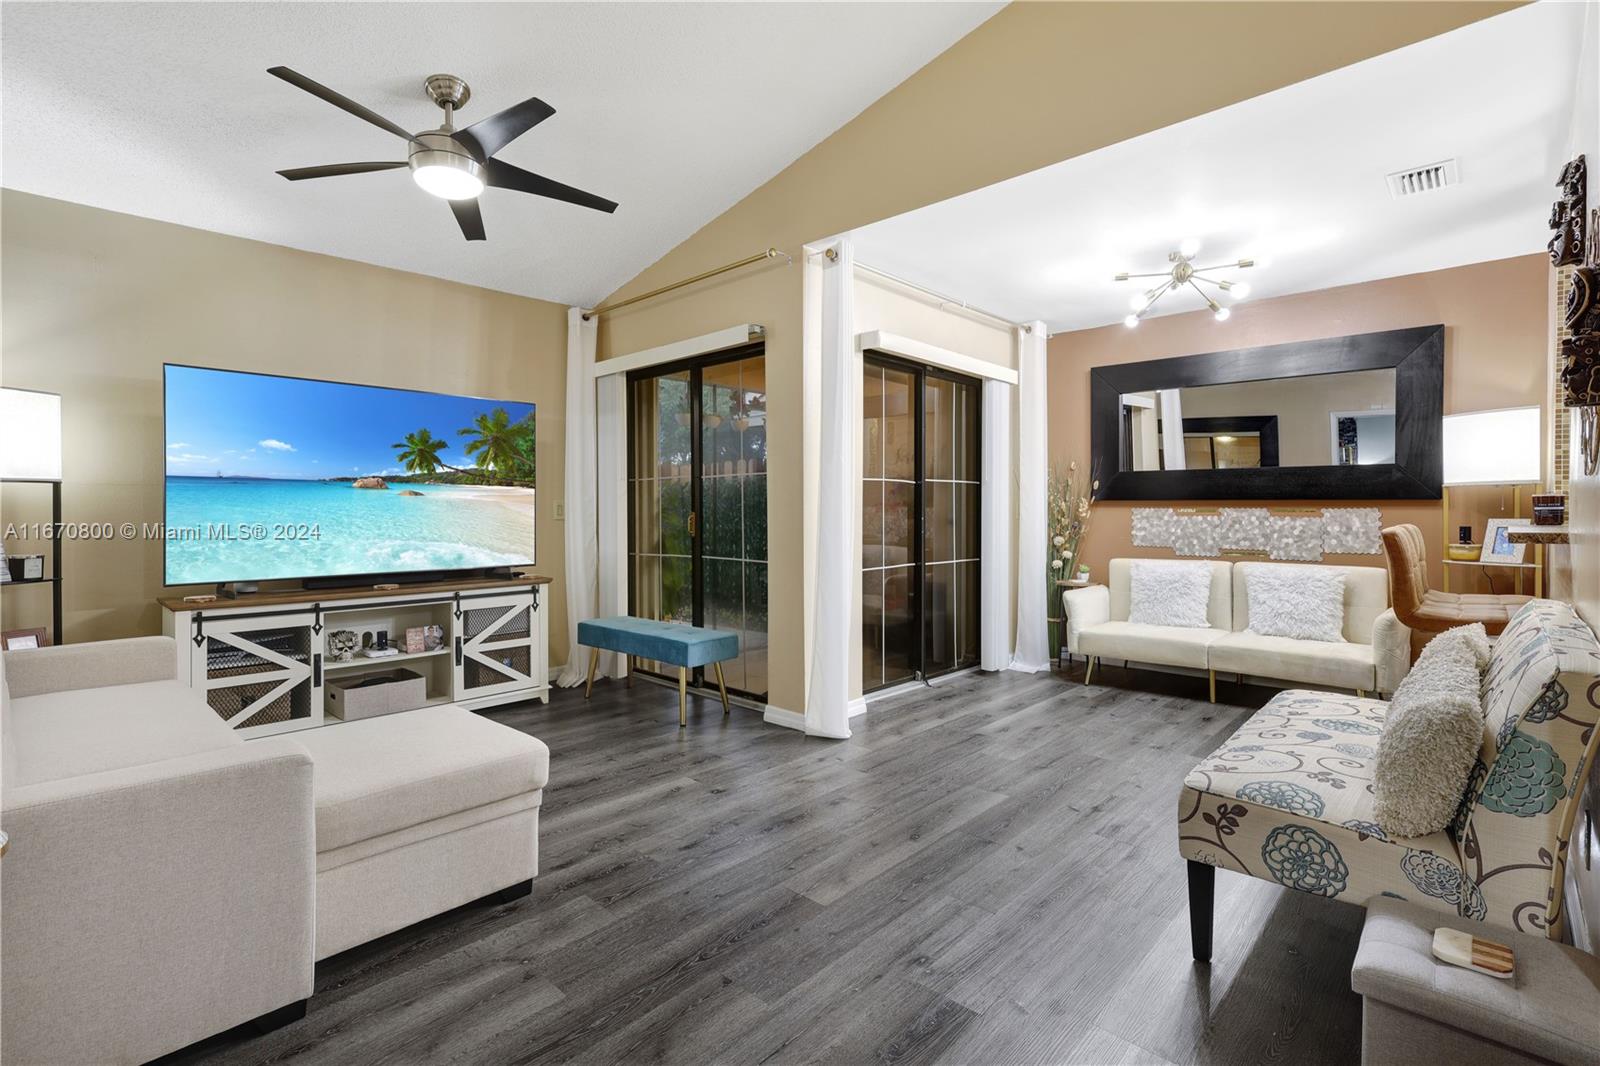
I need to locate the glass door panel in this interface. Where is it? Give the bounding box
[924,372,981,679]
[862,362,918,691]
[627,349,768,701]
[862,355,981,692]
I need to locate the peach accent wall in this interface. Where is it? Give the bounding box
[1047,254,1550,596]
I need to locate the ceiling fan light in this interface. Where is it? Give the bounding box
[412,161,484,200]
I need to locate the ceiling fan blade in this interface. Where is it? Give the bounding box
[483,159,617,214]
[277,161,407,181]
[453,96,556,161]
[268,66,418,143]
[450,198,486,241]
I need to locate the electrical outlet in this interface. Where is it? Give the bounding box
[554,501,564,521]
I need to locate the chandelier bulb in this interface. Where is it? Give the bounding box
[1231,282,1251,300]
[1129,293,1147,311]
[1179,237,1202,258]
[1123,314,1140,329]
[1214,306,1231,322]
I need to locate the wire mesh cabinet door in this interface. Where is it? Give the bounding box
[453,592,541,701]
[198,611,320,735]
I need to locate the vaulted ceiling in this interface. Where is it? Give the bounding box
[1,2,1001,305]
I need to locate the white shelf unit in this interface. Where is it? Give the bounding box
[163,582,549,738]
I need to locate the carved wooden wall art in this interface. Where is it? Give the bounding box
[1549,154,1587,267]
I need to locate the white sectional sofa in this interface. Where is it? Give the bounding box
[1064,558,1411,699]
[0,636,548,1066]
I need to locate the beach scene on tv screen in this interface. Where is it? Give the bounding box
[164,366,535,584]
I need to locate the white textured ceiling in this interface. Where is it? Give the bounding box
[854,2,1590,333]
[0,1,1000,305]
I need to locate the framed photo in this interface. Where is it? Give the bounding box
[1480,519,1527,565]
[1,627,49,651]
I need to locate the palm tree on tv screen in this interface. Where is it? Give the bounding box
[391,409,535,486]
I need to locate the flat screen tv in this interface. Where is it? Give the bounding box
[164,364,535,587]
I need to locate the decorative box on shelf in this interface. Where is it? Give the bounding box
[326,667,427,721]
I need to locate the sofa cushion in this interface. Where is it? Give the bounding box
[1373,626,1486,837]
[6,680,240,788]
[1209,631,1376,691]
[1108,558,1231,629]
[1077,621,1224,670]
[1179,690,1470,918]
[1243,564,1346,643]
[1127,559,1213,628]
[293,704,549,852]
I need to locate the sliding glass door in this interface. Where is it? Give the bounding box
[628,345,768,701]
[861,353,981,692]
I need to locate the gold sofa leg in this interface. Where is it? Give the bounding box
[678,667,688,728]
[714,662,730,714]
[1084,656,1096,686]
[1208,669,1217,704]
[585,648,599,698]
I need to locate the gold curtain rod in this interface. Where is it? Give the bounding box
[582,248,790,321]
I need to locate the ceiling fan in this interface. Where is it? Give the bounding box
[269,67,617,241]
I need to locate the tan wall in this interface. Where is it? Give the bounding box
[853,273,1017,370]
[593,1,1510,714]
[1048,254,1551,595]
[0,191,573,662]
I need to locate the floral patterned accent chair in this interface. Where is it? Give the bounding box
[1177,598,1600,962]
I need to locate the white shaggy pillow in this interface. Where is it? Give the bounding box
[1127,560,1213,628]
[1373,624,1487,837]
[1245,565,1347,642]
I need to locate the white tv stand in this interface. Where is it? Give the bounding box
[159,576,551,737]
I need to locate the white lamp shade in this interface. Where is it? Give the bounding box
[0,388,62,481]
[1441,405,1540,486]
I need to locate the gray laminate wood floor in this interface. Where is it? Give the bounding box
[167,664,1367,1066]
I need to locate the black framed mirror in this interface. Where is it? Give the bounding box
[1090,324,1443,500]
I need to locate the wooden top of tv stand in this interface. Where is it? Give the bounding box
[157,574,553,612]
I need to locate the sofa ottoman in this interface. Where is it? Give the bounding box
[292,704,550,960]
[1352,896,1600,1065]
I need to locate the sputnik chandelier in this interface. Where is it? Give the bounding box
[1115,239,1256,327]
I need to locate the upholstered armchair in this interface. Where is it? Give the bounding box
[1381,523,1530,662]
[1178,599,1600,961]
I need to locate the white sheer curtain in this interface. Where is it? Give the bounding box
[555,307,598,687]
[594,373,628,679]
[980,378,1013,671]
[1158,389,1186,470]
[805,238,856,739]
[1011,321,1050,672]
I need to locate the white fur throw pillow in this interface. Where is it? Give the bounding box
[1127,560,1213,628]
[1373,624,1488,837]
[1245,565,1347,642]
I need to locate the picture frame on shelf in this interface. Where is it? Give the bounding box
[2,627,49,650]
[1480,518,1527,565]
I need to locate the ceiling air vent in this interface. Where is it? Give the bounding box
[1386,159,1460,199]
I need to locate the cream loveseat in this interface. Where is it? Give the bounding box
[1179,599,1600,961]
[1,636,548,1066]
[1062,558,1410,699]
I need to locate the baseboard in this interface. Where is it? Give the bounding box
[847,696,867,718]
[763,704,806,731]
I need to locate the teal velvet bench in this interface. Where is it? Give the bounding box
[576,617,740,727]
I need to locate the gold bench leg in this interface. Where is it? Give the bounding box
[714,662,730,715]
[1208,668,1216,704]
[1084,656,1095,686]
[678,666,688,728]
[585,648,599,698]
[1356,689,1366,699]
